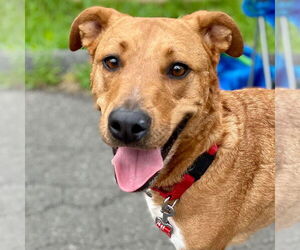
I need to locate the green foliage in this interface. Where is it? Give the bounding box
[73,62,91,90]
[25,54,62,89]
[0,0,24,49]
[26,0,256,50]
[0,52,25,88]
[0,71,24,88]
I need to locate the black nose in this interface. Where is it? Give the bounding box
[108,109,151,144]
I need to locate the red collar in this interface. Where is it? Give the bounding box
[151,144,218,200]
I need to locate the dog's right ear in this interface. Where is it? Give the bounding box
[69,6,124,54]
[183,11,243,60]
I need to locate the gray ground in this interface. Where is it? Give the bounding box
[0,90,25,250]
[5,89,300,250]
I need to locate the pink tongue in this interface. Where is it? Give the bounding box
[111,147,163,192]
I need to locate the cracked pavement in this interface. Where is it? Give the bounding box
[17,90,278,249]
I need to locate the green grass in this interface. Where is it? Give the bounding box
[0,0,25,88]
[0,0,24,50]
[26,0,257,50]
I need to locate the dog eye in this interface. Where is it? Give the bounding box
[168,63,190,79]
[102,56,120,71]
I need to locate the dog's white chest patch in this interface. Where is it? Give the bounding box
[144,194,186,250]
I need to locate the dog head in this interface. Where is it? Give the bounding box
[69,6,243,192]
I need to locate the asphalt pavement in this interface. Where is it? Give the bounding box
[0,90,25,250]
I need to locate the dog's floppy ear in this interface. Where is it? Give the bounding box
[69,6,124,54]
[183,11,243,58]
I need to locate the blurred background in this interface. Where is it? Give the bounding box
[24,0,271,91]
[23,0,299,91]
[0,0,299,250]
[0,0,25,250]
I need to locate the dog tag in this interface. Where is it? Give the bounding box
[155,216,173,238]
[155,198,178,238]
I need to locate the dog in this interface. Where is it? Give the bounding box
[69,6,275,250]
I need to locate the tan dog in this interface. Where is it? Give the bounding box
[69,6,275,250]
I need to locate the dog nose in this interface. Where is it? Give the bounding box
[108,109,151,144]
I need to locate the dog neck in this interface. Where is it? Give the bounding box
[153,81,223,188]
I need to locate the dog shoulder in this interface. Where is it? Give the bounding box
[220,88,275,125]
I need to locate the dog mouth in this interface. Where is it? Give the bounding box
[111,115,191,192]
[160,115,191,160]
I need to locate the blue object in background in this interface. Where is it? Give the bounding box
[277,0,300,28]
[218,46,266,90]
[276,55,300,87]
[276,0,300,88]
[242,0,275,27]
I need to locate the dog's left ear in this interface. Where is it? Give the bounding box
[183,11,243,58]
